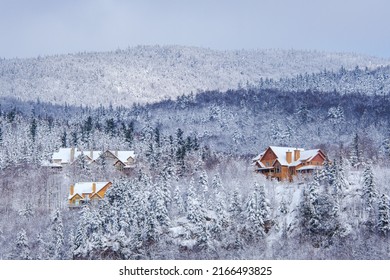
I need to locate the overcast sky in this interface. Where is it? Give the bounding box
[1,0,389,59]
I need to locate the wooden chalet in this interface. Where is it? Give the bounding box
[68,182,112,207]
[45,147,136,171]
[253,146,326,181]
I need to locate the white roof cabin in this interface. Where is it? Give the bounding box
[48,147,136,169]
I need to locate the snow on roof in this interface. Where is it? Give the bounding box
[69,182,110,199]
[252,153,263,162]
[51,148,135,165]
[257,146,321,167]
[82,151,103,161]
[52,148,72,162]
[297,165,322,171]
[268,146,304,166]
[299,149,320,161]
[110,151,136,164]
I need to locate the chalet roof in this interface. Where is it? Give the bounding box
[256,146,323,167]
[69,182,110,200]
[84,151,104,161]
[109,150,136,163]
[51,148,135,165]
[268,146,303,166]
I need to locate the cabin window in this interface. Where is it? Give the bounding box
[75,199,79,206]
[265,162,270,167]
[275,166,280,173]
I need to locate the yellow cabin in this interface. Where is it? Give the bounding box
[68,182,112,207]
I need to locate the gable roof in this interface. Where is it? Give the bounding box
[256,146,324,167]
[108,150,136,163]
[51,148,135,166]
[69,182,110,200]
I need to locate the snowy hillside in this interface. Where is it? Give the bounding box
[1,45,389,107]
[258,65,390,96]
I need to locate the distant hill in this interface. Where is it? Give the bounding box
[0,45,389,107]
[258,65,390,96]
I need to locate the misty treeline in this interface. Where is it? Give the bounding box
[1,86,390,259]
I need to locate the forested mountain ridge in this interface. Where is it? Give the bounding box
[1,45,389,107]
[258,65,390,96]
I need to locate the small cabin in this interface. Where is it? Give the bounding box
[68,182,112,207]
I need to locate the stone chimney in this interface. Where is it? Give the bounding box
[92,182,96,194]
[294,149,301,162]
[286,150,292,164]
[70,185,74,196]
[70,147,75,162]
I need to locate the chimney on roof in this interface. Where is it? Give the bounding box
[115,150,118,157]
[92,182,96,193]
[70,147,75,162]
[286,150,292,164]
[90,150,93,159]
[294,149,301,161]
[70,185,74,196]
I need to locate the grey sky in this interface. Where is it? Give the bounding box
[1,0,389,58]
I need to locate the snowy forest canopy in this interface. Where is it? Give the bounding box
[1,81,390,259]
[1,45,389,107]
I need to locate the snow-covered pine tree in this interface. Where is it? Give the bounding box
[243,184,270,241]
[149,180,170,228]
[48,208,64,260]
[332,157,348,198]
[377,193,390,237]
[198,170,209,200]
[350,133,362,168]
[362,164,377,212]
[73,206,93,259]
[35,233,48,260]
[229,189,242,219]
[173,185,185,215]
[13,228,30,260]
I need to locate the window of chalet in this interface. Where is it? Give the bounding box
[275,165,280,173]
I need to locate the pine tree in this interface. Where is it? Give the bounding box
[150,180,170,228]
[377,194,390,237]
[243,184,270,240]
[362,164,377,211]
[48,208,64,260]
[198,170,209,203]
[61,130,67,147]
[30,118,37,142]
[382,138,390,159]
[173,185,185,215]
[350,133,362,168]
[35,233,48,260]
[14,228,30,260]
[73,206,93,259]
[332,157,348,198]
[229,189,242,219]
